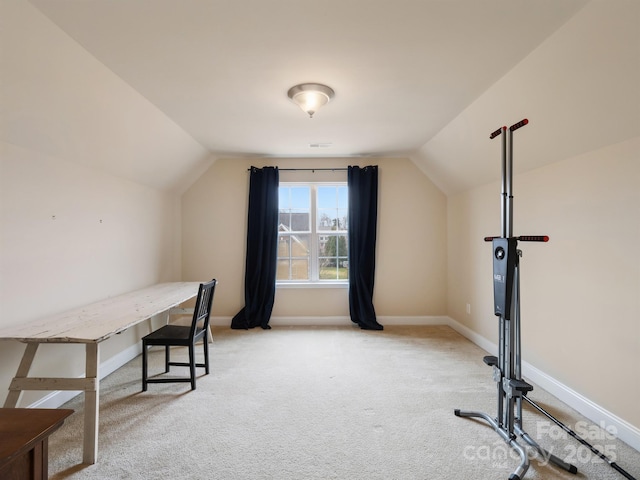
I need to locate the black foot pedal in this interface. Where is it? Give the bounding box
[510,379,533,393]
[483,355,498,367]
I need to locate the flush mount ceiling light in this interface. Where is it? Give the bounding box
[287,83,334,118]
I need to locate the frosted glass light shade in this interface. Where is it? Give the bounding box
[287,83,335,118]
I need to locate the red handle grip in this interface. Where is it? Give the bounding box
[484,235,549,242]
[490,126,506,139]
[518,235,549,242]
[509,118,529,132]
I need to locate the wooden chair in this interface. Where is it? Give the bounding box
[142,279,217,391]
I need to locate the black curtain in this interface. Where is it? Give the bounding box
[348,166,383,330]
[231,166,280,330]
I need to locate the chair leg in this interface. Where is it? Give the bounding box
[142,342,148,392]
[189,344,196,390]
[203,338,210,374]
[164,345,170,373]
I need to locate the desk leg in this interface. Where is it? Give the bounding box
[83,343,99,464]
[4,343,39,408]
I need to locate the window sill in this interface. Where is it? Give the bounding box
[276,282,349,289]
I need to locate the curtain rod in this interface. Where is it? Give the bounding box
[247,168,348,172]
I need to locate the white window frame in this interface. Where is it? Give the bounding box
[277,182,348,288]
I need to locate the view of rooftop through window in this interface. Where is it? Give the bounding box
[277,183,348,282]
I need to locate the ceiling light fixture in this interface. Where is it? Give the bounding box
[287,83,334,118]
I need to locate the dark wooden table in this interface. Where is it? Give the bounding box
[0,408,73,480]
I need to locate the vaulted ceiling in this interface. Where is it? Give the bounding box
[15,1,639,195]
[25,3,587,153]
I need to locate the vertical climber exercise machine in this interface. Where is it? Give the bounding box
[454,119,576,480]
[454,119,637,480]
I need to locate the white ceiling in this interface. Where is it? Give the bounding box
[25,0,591,186]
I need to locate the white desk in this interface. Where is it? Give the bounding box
[0,282,201,464]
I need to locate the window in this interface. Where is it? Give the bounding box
[277,183,348,283]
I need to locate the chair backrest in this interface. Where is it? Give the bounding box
[189,279,217,340]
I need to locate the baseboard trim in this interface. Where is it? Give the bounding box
[271,316,351,326]
[445,315,640,451]
[379,315,450,325]
[210,315,449,327]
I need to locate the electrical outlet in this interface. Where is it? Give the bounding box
[466,303,471,315]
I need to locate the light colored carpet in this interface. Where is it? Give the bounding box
[48,325,639,479]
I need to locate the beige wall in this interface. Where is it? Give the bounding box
[421,0,640,438]
[0,1,207,406]
[448,138,640,429]
[181,157,447,322]
[0,142,183,406]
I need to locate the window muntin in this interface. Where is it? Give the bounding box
[277,183,348,283]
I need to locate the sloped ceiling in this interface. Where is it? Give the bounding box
[9,0,638,194]
[413,0,640,193]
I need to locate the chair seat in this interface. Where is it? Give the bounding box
[143,325,191,345]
